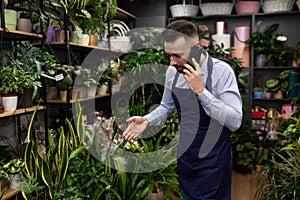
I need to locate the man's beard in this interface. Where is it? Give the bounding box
[173,64,185,74]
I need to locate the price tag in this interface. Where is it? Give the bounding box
[55,73,64,81]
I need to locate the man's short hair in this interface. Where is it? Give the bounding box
[162,20,198,43]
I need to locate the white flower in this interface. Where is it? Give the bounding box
[277,35,287,42]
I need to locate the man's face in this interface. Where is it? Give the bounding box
[164,36,191,74]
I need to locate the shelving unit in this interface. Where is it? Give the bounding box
[46,94,110,104]
[2,188,19,200]
[0,106,46,118]
[169,11,300,128]
[42,6,136,127]
[0,28,42,40]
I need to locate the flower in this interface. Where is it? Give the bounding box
[276,35,287,42]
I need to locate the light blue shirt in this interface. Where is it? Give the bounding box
[145,54,243,132]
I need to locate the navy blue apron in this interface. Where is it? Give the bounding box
[171,55,232,199]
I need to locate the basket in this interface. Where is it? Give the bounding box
[170,0,199,17]
[261,0,294,13]
[200,0,234,16]
[234,0,261,14]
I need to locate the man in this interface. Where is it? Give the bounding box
[123,20,242,200]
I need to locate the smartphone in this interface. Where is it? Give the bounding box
[187,45,205,70]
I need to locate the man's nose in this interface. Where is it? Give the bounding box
[170,56,177,66]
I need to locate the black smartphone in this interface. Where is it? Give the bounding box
[187,45,205,70]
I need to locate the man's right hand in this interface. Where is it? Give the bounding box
[122,116,149,141]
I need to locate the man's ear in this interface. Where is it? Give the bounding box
[200,54,205,64]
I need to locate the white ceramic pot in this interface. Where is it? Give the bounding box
[97,84,108,95]
[9,173,21,189]
[2,95,18,112]
[87,85,97,97]
[82,34,90,45]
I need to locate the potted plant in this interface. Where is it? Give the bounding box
[266,78,280,97]
[56,65,80,100]
[97,73,111,95]
[245,22,279,67]
[0,169,9,193]
[293,42,300,66]
[253,87,264,99]
[3,42,57,107]
[291,41,300,67]
[267,34,294,66]
[0,67,33,111]
[3,159,24,189]
[12,0,40,33]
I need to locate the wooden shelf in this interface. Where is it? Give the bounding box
[40,42,128,54]
[47,93,110,104]
[0,106,46,118]
[0,28,42,40]
[2,188,19,200]
[116,7,136,20]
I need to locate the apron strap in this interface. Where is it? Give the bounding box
[206,54,213,92]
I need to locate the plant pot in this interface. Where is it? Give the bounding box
[46,25,56,42]
[87,85,97,97]
[9,173,21,190]
[143,192,164,200]
[82,34,90,45]
[78,85,88,98]
[0,106,4,114]
[71,90,78,100]
[253,91,263,99]
[273,90,283,99]
[17,18,32,33]
[0,9,17,30]
[255,54,267,67]
[18,88,34,108]
[287,69,300,98]
[55,29,70,42]
[71,30,82,44]
[2,94,18,112]
[59,90,67,101]
[97,84,108,95]
[89,34,98,46]
[264,91,272,99]
[47,86,58,100]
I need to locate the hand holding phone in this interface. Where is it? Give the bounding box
[187,45,205,70]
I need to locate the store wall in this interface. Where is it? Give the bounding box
[117,0,168,28]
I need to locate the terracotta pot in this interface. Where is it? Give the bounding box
[71,90,78,100]
[55,30,70,42]
[0,106,4,114]
[273,90,283,99]
[143,192,164,200]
